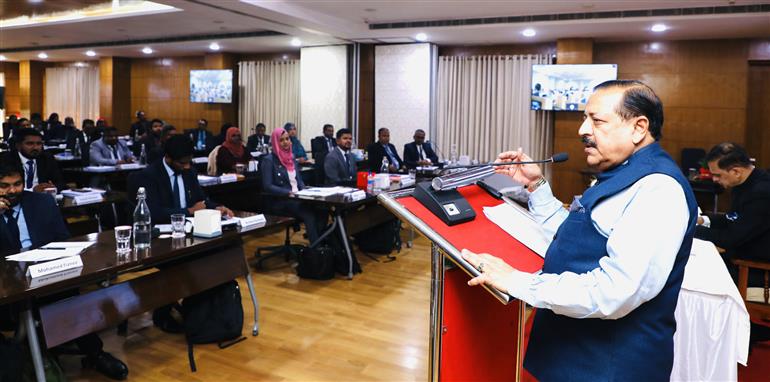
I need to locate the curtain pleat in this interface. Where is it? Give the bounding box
[44,67,100,125]
[238,60,300,136]
[436,55,553,168]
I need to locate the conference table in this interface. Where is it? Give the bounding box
[1,213,293,382]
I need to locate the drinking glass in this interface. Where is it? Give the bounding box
[171,214,186,238]
[235,163,245,175]
[114,226,132,253]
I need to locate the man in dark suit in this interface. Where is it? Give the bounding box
[366,127,403,173]
[0,162,129,380]
[130,110,150,141]
[185,118,214,155]
[90,127,135,166]
[324,128,356,187]
[134,118,164,157]
[127,135,233,224]
[311,124,336,160]
[66,118,99,165]
[146,125,178,165]
[0,128,65,192]
[2,114,17,143]
[403,129,439,169]
[246,122,270,152]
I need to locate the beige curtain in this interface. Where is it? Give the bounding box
[238,60,300,137]
[437,55,553,171]
[44,67,100,125]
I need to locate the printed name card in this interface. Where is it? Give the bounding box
[27,255,84,278]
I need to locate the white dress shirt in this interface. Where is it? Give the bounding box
[19,152,38,191]
[504,174,689,319]
[163,160,187,209]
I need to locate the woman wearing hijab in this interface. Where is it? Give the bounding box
[260,127,325,244]
[215,126,252,174]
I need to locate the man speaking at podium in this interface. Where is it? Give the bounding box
[462,80,697,381]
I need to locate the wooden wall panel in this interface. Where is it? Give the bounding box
[1,62,21,115]
[438,43,555,57]
[746,64,770,168]
[19,60,45,118]
[130,56,232,133]
[749,39,770,61]
[358,44,375,148]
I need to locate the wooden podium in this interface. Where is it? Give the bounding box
[379,185,544,382]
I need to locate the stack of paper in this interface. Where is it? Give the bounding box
[197,175,219,186]
[483,202,550,258]
[6,241,95,262]
[83,165,117,172]
[219,174,238,183]
[295,187,358,199]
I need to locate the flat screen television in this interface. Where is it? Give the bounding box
[530,64,617,111]
[190,69,232,103]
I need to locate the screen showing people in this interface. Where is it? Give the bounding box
[190,70,233,104]
[531,64,617,111]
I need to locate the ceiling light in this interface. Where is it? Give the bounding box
[142,47,153,54]
[651,24,667,32]
[650,42,661,51]
[209,42,220,51]
[85,50,96,57]
[0,55,6,61]
[522,28,536,37]
[415,33,428,42]
[37,52,48,59]
[290,38,302,47]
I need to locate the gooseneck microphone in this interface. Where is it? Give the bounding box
[433,153,569,191]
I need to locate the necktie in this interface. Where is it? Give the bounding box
[199,131,205,147]
[327,138,333,151]
[418,145,424,160]
[25,160,34,189]
[3,209,22,253]
[344,152,351,176]
[172,174,181,209]
[111,145,119,160]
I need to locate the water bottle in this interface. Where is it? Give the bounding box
[133,187,152,249]
[450,144,458,165]
[380,157,390,174]
[138,143,147,165]
[73,138,81,159]
[366,172,375,193]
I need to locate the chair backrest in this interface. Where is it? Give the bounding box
[681,148,707,174]
[733,259,770,322]
[206,145,221,176]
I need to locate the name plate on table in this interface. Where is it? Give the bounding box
[117,163,143,170]
[192,157,208,164]
[83,165,117,172]
[71,194,104,205]
[27,255,84,278]
[239,214,266,228]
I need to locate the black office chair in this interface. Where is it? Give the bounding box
[680,148,707,175]
[254,222,304,270]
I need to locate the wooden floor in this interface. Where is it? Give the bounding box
[61,229,433,381]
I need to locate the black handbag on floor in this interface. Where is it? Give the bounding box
[296,245,336,280]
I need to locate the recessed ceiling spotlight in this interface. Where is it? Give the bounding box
[85,50,96,57]
[651,23,667,32]
[415,32,428,42]
[522,28,536,37]
[290,38,302,47]
[650,42,661,51]
[0,55,6,61]
[37,52,48,59]
[142,47,153,54]
[209,42,221,51]
[282,54,288,60]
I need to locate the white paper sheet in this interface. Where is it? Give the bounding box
[482,201,550,258]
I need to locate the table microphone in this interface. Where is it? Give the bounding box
[451,152,569,169]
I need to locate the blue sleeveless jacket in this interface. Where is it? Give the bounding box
[524,143,697,381]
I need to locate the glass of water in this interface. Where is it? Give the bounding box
[170,214,186,238]
[114,226,132,253]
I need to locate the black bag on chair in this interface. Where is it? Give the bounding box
[296,245,336,280]
[181,280,245,372]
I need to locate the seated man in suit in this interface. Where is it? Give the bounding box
[0,128,65,192]
[246,122,270,152]
[261,127,325,244]
[128,134,233,224]
[284,122,309,164]
[366,127,403,173]
[324,128,356,187]
[146,125,178,165]
[66,118,99,164]
[134,118,164,157]
[185,118,214,154]
[403,129,439,169]
[0,162,129,380]
[90,127,135,166]
[311,124,336,160]
[2,114,18,143]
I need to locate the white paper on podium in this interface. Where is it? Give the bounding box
[483,201,550,258]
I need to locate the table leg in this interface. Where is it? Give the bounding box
[95,212,103,233]
[310,215,338,248]
[244,272,260,336]
[22,309,46,382]
[408,226,415,248]
[713,193,718,214]
[336,214,354,279]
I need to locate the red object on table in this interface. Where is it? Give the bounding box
[356,171,369,190]
[398,185,544,381]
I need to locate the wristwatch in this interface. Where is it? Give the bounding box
[527,176,547,193]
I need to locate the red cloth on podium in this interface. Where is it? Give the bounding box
[397,185,545,381]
